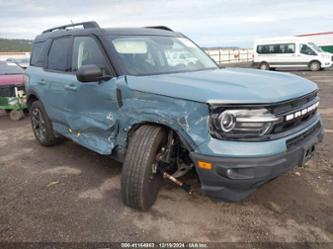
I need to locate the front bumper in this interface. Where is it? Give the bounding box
[190,121,324,202]
[322,61,333,68]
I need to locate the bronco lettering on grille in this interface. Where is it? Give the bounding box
[285,101,319,121]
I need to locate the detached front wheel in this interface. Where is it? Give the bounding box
[121,125,167,211]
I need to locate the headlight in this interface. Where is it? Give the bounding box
[210,108,280,139]
[219,111,236,132]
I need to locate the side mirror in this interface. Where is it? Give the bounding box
[76,64,111,83]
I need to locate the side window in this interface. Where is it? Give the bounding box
[48,37,72,71]
[257,45,265,54]
[72,36,108,72]
[257,43,295,54]
[31,42,46,67]
[300,44,317,56]
[286,44,295,53]
[268,45,275,53]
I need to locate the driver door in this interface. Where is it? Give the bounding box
[294,44,317,66]
[64,36,119,155]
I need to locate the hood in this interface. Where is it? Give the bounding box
[320,51,331,56]
[0,74,26,86]
[126,68,317,104]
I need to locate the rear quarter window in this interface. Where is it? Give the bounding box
[31,41,49,67]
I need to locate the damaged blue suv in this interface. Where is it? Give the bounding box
[27,22,324,210]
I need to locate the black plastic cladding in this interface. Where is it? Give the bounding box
[286,121,322,150]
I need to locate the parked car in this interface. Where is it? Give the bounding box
[0,62,27,120]
[6,57,30,69]
[26,22,324,210]
[0,62,26,88]
[253,37,333,71]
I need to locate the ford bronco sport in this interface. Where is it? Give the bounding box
[26,21,324,210]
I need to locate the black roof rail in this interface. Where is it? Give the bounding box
[42,21,100,34]
[145,26,173,32]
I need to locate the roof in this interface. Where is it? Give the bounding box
[254,36,308,43]
[34,22,182,42]
[297,31,333,37]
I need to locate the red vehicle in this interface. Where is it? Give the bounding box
[0,62,26,85]
[0,62,27,120]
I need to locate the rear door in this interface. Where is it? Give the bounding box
[27,40,52,102]
[43,36,73,124]
[269,43,296,67]
[276,43,297,66]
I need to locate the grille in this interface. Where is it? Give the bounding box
[0,84,25,97]
[270,91,317,116]
[269,91,318,135]
[286,121,321,149]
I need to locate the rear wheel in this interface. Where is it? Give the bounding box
[121,125,167,211]
[309,61,321,71]
[30,100,60,146]
[259,62,270,70]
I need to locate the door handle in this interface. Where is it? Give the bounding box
[64,84,78,91]
[38,79,47,85]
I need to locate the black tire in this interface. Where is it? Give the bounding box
[121,125,167,211]
[309,61,321,71]
[30,100,60,146]
[259,62,270,70]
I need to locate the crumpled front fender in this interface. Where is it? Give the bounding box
[115,89,210,152]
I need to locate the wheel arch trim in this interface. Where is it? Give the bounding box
[27,90,41,108]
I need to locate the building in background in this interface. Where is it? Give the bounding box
[297,32,333,53]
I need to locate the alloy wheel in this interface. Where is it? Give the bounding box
[31,107,46,141]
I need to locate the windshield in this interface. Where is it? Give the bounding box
[308,42,324,53]
[0,63,24,75]
[107,36,218,76]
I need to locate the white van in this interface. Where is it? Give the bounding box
[253,37,333,71]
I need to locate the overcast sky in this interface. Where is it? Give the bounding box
[0,0,332,47]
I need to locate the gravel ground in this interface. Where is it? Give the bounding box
[0,68,332,244]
